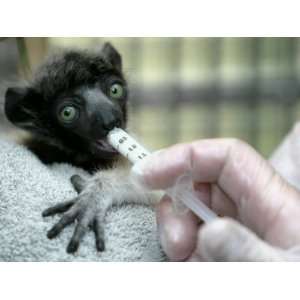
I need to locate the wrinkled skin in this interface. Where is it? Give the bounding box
[131,124,300,261]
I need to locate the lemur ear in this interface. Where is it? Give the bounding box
[101,42,122,71]
[5,87,41,128]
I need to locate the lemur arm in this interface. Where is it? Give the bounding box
[42,167,159,253]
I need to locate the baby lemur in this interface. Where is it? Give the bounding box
[4,43,155,253]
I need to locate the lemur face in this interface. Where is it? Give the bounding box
[5,43,128,159]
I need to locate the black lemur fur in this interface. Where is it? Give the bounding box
[4,43,157,254]
[5,43,127,172]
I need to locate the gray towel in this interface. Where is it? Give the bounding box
[0,139,165,261]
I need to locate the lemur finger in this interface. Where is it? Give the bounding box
[66,215,90,253]
[42,199,77,217]
[47,209,79,239]
[92,218,105,252]
[70,174,87,193]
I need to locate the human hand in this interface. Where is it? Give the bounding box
[132,138,300,261]
[270,122,300,190]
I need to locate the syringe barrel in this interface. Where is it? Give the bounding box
[108,128,151,164]
[166,186,217,222]
[108,128,218,223]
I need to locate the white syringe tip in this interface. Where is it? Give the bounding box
[107,128,151,164]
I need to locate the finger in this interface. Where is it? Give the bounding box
[132,139,300,243]
[156,195,199,261]
[66,214,90,253]
[47,208,78,239]
[70,174,86,193]
[270,122,300,178]
[193,183,237,218]
[132,139,268,192]
[92,218,105,252]
[158,183,236,262]
[42,199,76,217]
[197,218,284,261]
[210,185,237,218]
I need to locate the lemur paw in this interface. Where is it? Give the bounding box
[42,174,105,254]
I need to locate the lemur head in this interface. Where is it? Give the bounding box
[5,43,128,160]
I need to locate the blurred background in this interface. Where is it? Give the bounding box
[1,37,300,157]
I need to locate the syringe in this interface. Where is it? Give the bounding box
[107,128,218,223]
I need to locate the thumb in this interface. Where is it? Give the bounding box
[198,218,285,261]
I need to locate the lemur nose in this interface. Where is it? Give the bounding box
[102,116,122,132]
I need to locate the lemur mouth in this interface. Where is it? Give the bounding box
[93,139,119,158]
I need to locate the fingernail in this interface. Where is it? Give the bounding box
[47,229,55,239]
[158,220,193,261]
[67,241,78,253]
[156,199,198,261]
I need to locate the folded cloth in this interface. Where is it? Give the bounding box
[0,140,165,261]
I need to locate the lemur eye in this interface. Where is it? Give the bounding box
[109,83,124,99]
[59,106,78,123]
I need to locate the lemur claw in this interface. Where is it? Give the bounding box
[42,174,105,254]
